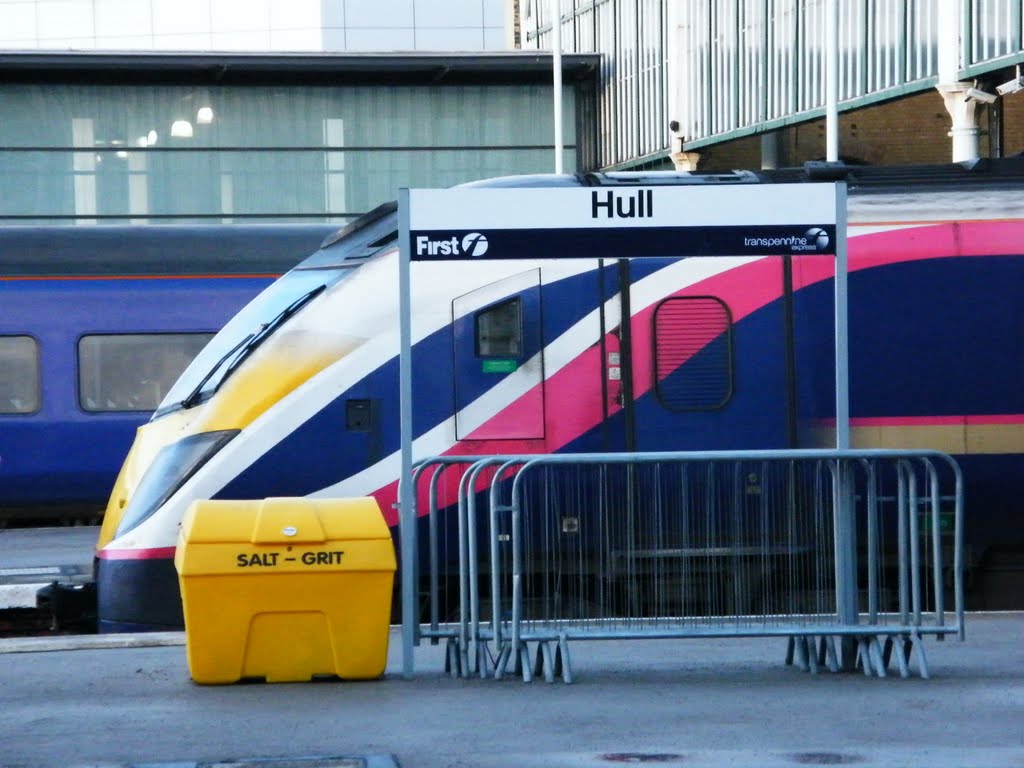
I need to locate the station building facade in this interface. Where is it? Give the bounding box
[518,0,1024,172]
[0,52,598,224]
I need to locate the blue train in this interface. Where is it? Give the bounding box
[92,159,1024,631]
[0,224,337,526]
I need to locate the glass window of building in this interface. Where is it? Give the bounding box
[0,80,584,225]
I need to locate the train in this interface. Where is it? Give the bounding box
[93,158,1024,632]
[0,224,338,526]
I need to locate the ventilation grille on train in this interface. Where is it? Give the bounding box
[652,296,733,412]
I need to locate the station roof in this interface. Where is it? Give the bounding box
[0,51,601,87]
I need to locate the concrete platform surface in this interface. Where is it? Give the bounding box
[1,613,1022,768]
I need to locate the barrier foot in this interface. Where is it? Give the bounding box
[869,636,887,678]
[816,636,828,668]
[493,642,513,680]
[518,642,534,683]
[534,641,556,683]
[802,638,819,671]
[785,636,795,666]
[444,638,462,678]
[556,634,573,684]
[824,636,840,673]
[856,637,874,676]
[912,632,930,679]
[793,636,811,672]
[476,641,493,679]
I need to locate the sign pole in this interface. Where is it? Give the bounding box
[398,189,416,679]
[832,180,857,668]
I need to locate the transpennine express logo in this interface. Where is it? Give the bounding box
[743,227,831,253]
[804,227,830,250]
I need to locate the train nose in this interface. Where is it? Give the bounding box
[95,547,184,632]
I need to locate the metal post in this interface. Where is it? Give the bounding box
[826,0,839,161]
[552,0,564,174]
[834,181,849,451]
[398,189,415,678]
[833,182,856,667]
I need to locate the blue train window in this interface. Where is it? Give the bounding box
[0,336,40,414]
[475,297,522,358]
[652,296,733,411]
[78,333,214,412]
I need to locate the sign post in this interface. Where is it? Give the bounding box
[397,181,847,677]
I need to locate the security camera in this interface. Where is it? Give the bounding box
[996,77,1024,96]
[965,87,997,104]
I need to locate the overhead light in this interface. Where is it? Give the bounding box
[965,87,997,104]
[196,106,214,124]
[997,78,1024,96]
[997,67,1024,96]
[147,130,158,145]
[171,120,194,138]
[116,150,128,159]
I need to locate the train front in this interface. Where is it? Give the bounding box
[94,207,397,631]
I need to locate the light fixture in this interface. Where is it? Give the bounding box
[171,120,194,138]
[997,66,1024,96]
[965,87,997,104]
[196,106,214,124]
[147,130,158,145]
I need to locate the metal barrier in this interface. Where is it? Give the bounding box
[412,449,964,682]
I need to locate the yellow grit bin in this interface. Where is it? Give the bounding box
[174,496,397,684]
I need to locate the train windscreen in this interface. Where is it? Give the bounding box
[154,264,358,416]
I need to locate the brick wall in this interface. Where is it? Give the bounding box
[693,88,1024,171]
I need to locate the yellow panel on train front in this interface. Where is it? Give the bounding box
[174,496,396,684]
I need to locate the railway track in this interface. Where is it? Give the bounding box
[0,607,95,638]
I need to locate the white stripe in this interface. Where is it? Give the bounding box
[318,256,763,499]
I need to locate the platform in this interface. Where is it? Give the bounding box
[1,614,1023,768]
[0,525,97,609]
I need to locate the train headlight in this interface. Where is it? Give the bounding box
[114,430,239,537]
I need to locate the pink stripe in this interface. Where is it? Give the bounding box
[98,546,176,561]
[375,220,1024,518]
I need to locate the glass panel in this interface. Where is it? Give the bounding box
[0,336,40,414]
[0,84,565,149]
[0,82,578,223]
[0,148,562,223]
[78,333,214,412]
[476,298,522,358]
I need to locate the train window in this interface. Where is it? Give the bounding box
[78,333,214,412]
[475,298,522,358]
[652,296,734,411]
[0,336,40,414]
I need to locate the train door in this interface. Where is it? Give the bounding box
[451,261,632,452]
[616,254,798,453]
[452,269,545,444]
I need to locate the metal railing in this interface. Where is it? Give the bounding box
[411,449,963,682]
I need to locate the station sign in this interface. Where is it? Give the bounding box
[407,184,838,260]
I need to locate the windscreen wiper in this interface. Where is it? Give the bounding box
[178,284,327,410]
[178,332,255,410]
